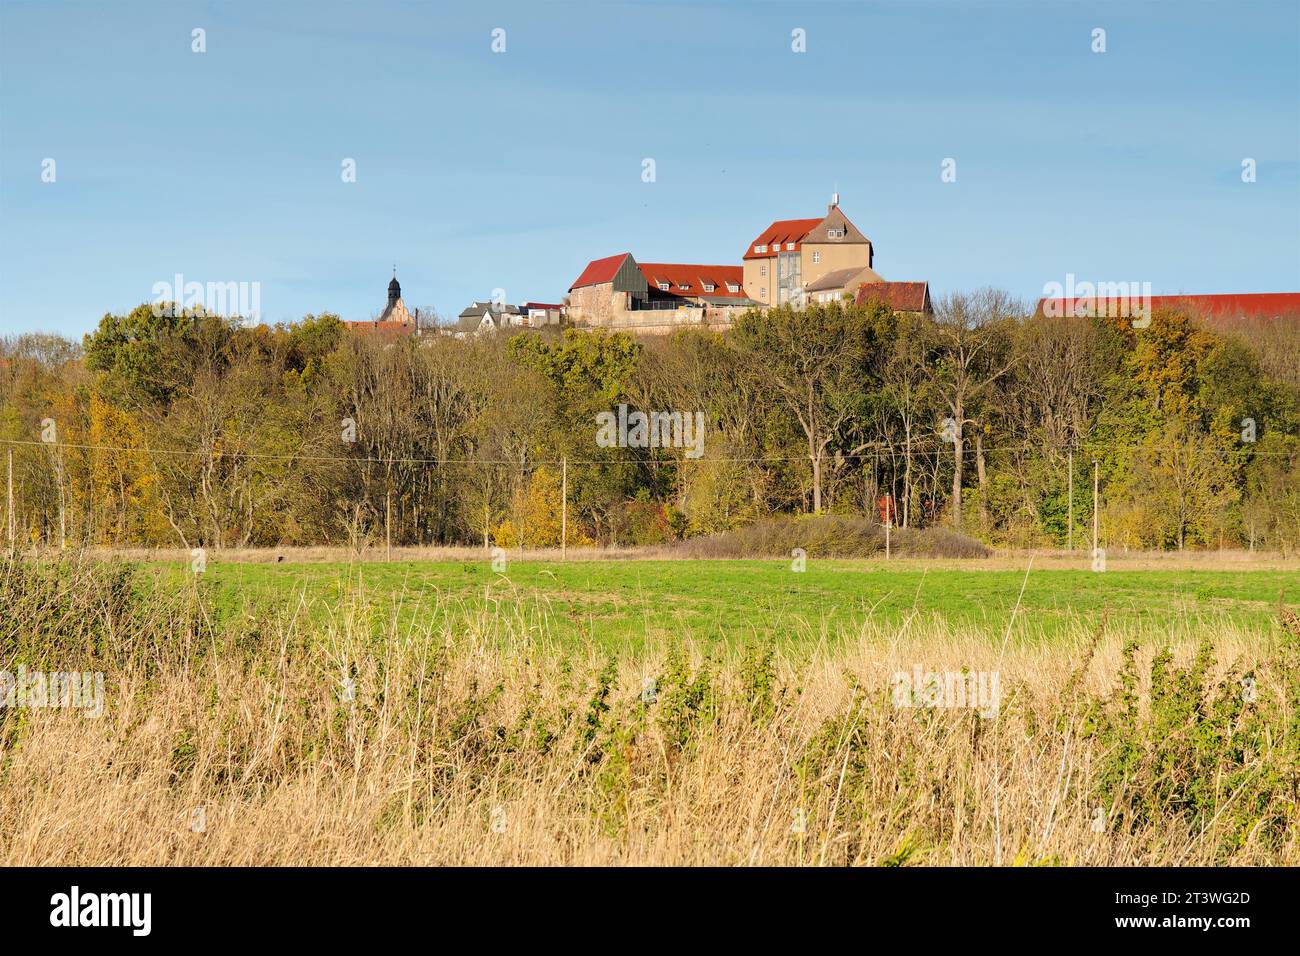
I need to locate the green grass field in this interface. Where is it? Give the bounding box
[172,558,1296,649]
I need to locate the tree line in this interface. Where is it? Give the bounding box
[1,291,1297,553]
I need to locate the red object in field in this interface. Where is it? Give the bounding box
[877,494,895,525]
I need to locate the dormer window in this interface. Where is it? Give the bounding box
[678,284,690,291]
[657,282,670,291]
[827,228,845,239]
[703,283,715,292]
[726,283,739,293]
[755,244,767,253]
[786,242,796,251]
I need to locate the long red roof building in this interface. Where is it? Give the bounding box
[1035,292,1300,321]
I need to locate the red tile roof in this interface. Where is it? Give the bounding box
[855,281,932,313]
[743,218,823,260]
[523,302,563,311]
[1035,292,1300,320]
[344,319,417,336]
[638,262,748,299]
[570,253,632,290]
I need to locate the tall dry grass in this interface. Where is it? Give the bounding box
[1,557,1296,865]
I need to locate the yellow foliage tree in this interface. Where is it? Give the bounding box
[492,466,588,549]
[88,393,158,544]
[683,457,760,537]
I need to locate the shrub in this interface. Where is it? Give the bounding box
[669,514,991,559]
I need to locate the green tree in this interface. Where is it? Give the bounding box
[731,302,881,514]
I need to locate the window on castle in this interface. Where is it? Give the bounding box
[812,251,821,263]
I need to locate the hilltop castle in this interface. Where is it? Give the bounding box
[565,196,931,333]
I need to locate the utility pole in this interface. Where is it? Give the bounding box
[904,443,911,529]
[1067,447,1073,552]
[1091,459,1099,556]
[885,494,892,560]
[870,449,883,533]
[55,444,65,550]
[7,447,13,554]
[560,456,567,561]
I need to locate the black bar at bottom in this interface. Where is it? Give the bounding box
[0,866,1277,942]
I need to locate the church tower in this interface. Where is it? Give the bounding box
[377,267,416,330]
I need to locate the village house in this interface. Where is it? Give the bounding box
[522,302,565,326]
[453,299,565,336]
[455,300,523,334]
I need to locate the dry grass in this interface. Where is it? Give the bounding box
[1,557,1297,866]
[56,543,1300,571]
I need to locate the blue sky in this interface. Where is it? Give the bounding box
[1,0,1297,337]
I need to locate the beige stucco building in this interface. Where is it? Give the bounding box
[742,199,879,309]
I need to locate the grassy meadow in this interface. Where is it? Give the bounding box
[2,552,1298,866]
[181,557,1295,649]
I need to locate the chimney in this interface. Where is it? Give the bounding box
[830,191,840,212]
